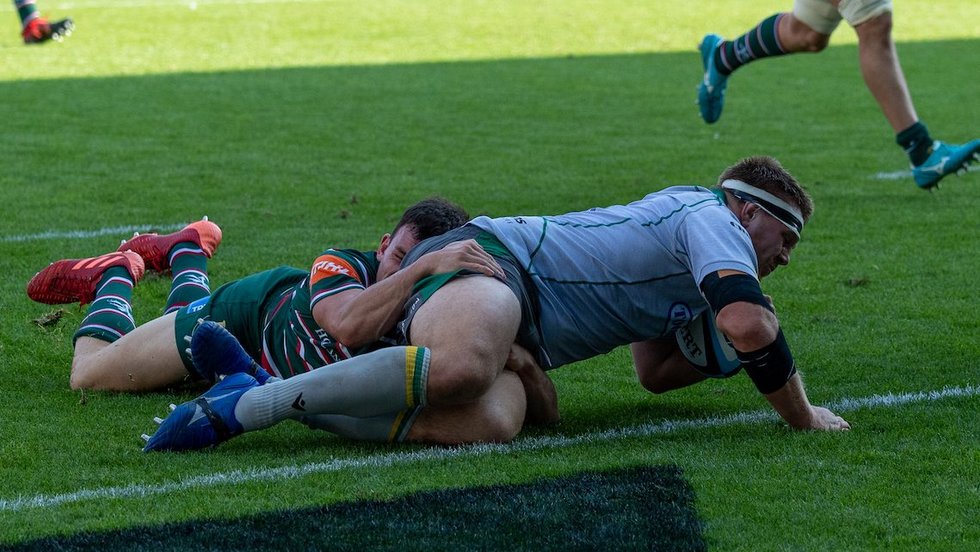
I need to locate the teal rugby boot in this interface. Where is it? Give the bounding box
[697,34,728,124]
[912,139,980,190]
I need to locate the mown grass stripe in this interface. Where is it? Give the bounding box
[1,384,974,514]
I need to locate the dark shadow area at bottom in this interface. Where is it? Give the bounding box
[4,465,705,551]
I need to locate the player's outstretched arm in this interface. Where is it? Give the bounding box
[764,373,850,431]
[712,291,848,432]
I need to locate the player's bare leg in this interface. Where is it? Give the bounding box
[405,370,527,444]
[409,275,522,405]
[853,12,917,133]
[71,313,187,391]
[632,341,707,394]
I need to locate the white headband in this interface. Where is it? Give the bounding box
[721,179,804,237]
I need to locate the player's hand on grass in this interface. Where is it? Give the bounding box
[808,406,850,431]
[418,239,505,279]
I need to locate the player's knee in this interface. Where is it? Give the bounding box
[784,15,830,52]
[854,12,892,48]
[638,372,672,395]
[799,30,830,52]
[427,357,499,404]
[473,400,523,443]
[69,358,100,390]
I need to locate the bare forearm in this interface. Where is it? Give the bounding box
[506,345,559,425]
[518,369,560,425]
[317,239,504,347]
[765,373,850,431]
[764,373,814,428]
[320,262,430,347]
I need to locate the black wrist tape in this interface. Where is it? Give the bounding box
[737,329,797,394]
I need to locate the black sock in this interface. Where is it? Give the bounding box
[896,121,933,166]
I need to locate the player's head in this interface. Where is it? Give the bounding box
[391,197,470,242]
[716,157,812,278]
[377,197,470,280]
[717,156,813,222]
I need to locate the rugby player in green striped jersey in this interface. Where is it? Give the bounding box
[28,198,505,405]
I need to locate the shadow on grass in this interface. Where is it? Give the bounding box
[2,465,705,552]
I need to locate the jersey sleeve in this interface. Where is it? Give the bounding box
[675,203,758,285]
[308,250,370,308]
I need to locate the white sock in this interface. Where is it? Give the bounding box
[233,346,429,431]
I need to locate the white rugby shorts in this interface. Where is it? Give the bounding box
[793,0,892,34]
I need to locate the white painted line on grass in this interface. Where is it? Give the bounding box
[53,0,334,10]
[873,170,911,181]
[873,163,978,181]
[1,224,185,244]
[1,384,975,513]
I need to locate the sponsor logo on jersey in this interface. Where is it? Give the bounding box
[310,255,360,286]
[664,302,693,335]
[313,327,343,363]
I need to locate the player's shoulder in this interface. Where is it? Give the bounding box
[311,249,379,283]
[635,186,724,213]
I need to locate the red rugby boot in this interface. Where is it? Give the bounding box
[117,218,222,272]
[22,17,74,44]
[27,251,145,305]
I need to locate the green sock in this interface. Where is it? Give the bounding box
[896,121,933,166]
[14,0,41,28]
[233,346,430,432]
[715,14,787,75]
[73,267,136,344]
[164,241,211,314]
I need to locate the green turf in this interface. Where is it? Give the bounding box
[0,466,706,551]
[1,0,978,549]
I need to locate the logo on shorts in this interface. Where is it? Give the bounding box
[663,302,693,335]
[187,296,210,314]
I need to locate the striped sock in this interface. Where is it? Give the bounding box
[715,14,787,75]
[73,267,137,344]
[164,241,211,314]
[234,346,430,432]
[14,0,41,27]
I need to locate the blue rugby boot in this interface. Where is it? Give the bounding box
[912,140,980,189]
[697,33,728,124]
[142,372,258,452]
[189,320,271,384]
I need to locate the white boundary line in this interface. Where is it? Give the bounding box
[1,385,975,513]
[1,224,185,244]
[46,0,335,9]
[873,170,912,181]
[873,163,978,181]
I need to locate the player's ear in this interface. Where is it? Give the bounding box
[376,233,392,257]
[739,203,760,226]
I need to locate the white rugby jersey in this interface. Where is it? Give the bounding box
[469,186,758,368]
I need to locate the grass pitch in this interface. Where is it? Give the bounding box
[1,1,978,549]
